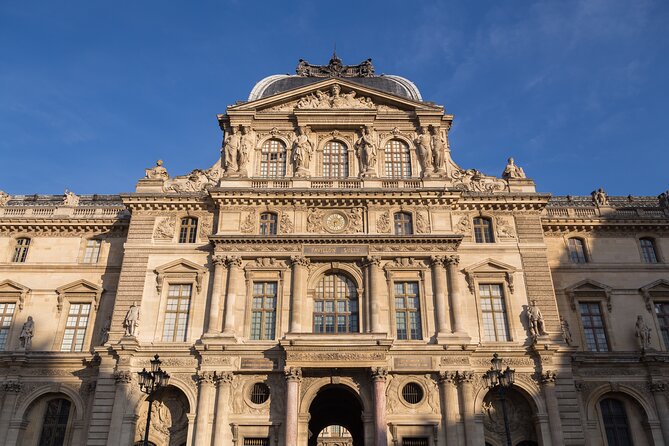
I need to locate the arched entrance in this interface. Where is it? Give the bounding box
[308,385,364,446]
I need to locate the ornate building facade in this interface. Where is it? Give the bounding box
[0,55,668,446]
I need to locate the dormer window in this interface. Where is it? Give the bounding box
[179,217,198,243]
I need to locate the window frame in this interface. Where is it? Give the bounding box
[12,237,31,263]
[384,139,412,179]
[386,268,428,342]
[312,272,360,334]
[577,301,610,352]
[0,301,17,351]
[393,281,423,340]
[178,217,199,244]
[472,217,495,243]
[321,140,350,179]
[37,397,75,446]
[258,138,287,179]
[567,237,588,264]
[394,212,414,236]
[161,283,193,342]
[60,302,92,352]
[598,398,633,446]
[250,281,278,341]
[654,301,669,350]
[53,280,102,352]
[81,238,102,264]
[478,283,512,342]
[244,267,285,342]
[259,212,278,236]
[638,237,660,263]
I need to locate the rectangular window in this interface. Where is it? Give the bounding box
[568,238,587,263]
[82,239,101,264]
[12,238,30,263]
[61,303,91,352]
[250,282,277,340]
[0,302,16,350]
[395,282,422,340]
[579,302,609,352]
[473,218,494,243]
[480,284,510,341]
[163,284,192,342]
[640,238,659,263]
[655,302,669,348]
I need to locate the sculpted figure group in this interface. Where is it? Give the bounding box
[415,126,447,177]
[223,126,255,177]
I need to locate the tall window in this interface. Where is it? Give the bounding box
[259,139,287,178]
[38,398,71,446]
[579,302,609,352]
[640,238,659,263]
[178,217,198,243]
[12,237,30,263]
[82,239,101,264]
[163,284,191,342]
[0,302,16,350]
[322,141,348,178]
[313,273,358,334]
[473,217,494,243]
[259,212,278,236]
[395,282,422,340]
[568,238,587,263]
[61,303,91,352]
[655,302,669,348]
[384,139,411,178]
[600,398,633,446]
[251,282,277,340]
[480,284,510,341]
[394,212,413,235]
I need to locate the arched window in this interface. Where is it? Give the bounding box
[394,212,413,235]
[567,237,587,263]
[12,237,30,263]
[640,237,659,263]
[322,141,348,178]
[600,398,633,446]
[313,273,358,334]
[473,217,494,243]
[384,139,411,178]
[38,398,72,446]
[259,212,278,236]
[259,139,286,178]
[178,217,198,243]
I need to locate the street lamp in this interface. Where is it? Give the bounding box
[483,353,515,446]
[137,354,171,446]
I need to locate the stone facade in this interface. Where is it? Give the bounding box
[0,56,668,446]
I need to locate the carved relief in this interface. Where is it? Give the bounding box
[240,210,257,234]
[376,210,391,233]
[415,212,430,234]
[307,208,324,233]
[386,374,439,415]
[154,216,176,240]
[384,257,425,269]
[279,212,294,234]
[495,216,516,238]
[451,169,506,193]
[455,215,472,234]
[198,216,213,239]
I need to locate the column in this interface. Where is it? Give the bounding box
[366,256,383,333]
[284,367,302,446]
[541,371,562,446]
[0,381,21,441]
[222,256,243,336]
[212,372,233,445]
[431,256,450,336]
[206,255,226,334]
[106,371,133,446]
[289,256,310,333]
[439,372,459,446]
[446,256,468,336]
[371,367,388,446]
[458,372,477,446]
[651,382,669,444]
[193,372,216,446]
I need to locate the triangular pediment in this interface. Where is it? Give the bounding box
[154,258,207,294]
[566,279,611,294]
[56,279,103,312]
[640,279,669,294]
[229,78,443,114]
[0,279,30,295]
[463,258,517,275]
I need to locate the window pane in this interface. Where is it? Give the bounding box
[479,284,509,341]
[163,285,191,342]
[640,238,658,263]
[83,239,101,263]
[323,141,349,178]
[313,273,358,334]
[178,217,198,243]
[394,281,422,340]
[473,218,494,243]
[384,140,411,178]
[260,139,287,178]
[250,281,277,340]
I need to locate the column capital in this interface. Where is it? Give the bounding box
[197,371,217,385]
[217,372,234,385]
[364,256,381,267]
[438,371,457,384]
[446,255,460,266]
[541,370,558,385]
[212,254,226,266]
[2,380,22,393]
[370,367,388,382]
[285,367,302,382]
[113,370,133,384]
[430,255,446,268]
[650,381,667,393]
[290,256,310,267]
[456,371,474,384]
[225,256,242,268]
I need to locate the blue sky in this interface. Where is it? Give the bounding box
[1,0,668,196]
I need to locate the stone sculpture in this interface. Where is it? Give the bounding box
[63,189,80,206]
[527,300,546,340]
[0,190,10,206]
[355,126,377,176]
[430,126,446,173]
[560,316,573,346]
[238,126,255,176]
[19,316,34,350]
[635,315,652,351]
[292,126,314,176]
[123,302,140,337]
[145,159,169,180]
[223,126,242,174]
[592,188,609,206]
[415,127,433,176]
[502,157,526,179]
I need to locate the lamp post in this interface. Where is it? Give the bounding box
[483,353,515,446]
[137,354,171,446]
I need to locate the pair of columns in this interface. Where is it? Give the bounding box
[192,372,233,446]
[430,255,468,336]
[206,255,243,336]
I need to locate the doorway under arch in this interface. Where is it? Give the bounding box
[308,385,364,446]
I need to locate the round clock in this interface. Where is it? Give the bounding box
[324,212,348,233]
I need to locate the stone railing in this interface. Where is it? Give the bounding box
[0,206,127,219]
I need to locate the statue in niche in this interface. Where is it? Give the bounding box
[123,302,140,337]
[292,126,314,177]
[415,127,433,176]
[502,157,526,179]
[635,315,652,351]
[591,188,609,206]
[430,126,446,173]
[355,126,377,176]
[223,126,242,174]
[238,126,255,176]
[145,159,169,180]
[560,316,573,346]
[19,316,34,350]
[63,189,79,206]
[527,300,546,340]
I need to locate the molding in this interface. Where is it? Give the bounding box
[0,279,31,310]
[154,258,208,294]
[55,279,103,312]
[462,258,517,294]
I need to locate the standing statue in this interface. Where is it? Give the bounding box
[430,126,446,173]
[145,159,169,180]
[238,126,255,176]
[635,315,652,351]
[63,189,80,206]
[292,126,314,177]
[0,190,11,206]
[592,188,609,206]
[223,126,242,174]
[527,300,546,340]
[560,316,573,346]
[415,127,433,176]
[123,302,140,337]
[355,126,377,176]
[19,316,34,350]
[502,157,526,179]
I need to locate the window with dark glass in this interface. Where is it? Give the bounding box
[655,302,669,349]
[0,302,16,350]
[640,238,659,263]
[473,217,494,243]
[250,382,271,404]
[61,303,91,352]
[323,141,348,178]
[568,238,587,263]
[12,237,30,263]
[480,284,510,341]
[163,284,191,342]
[250,282,277,340]
[402,382,424,404]
[394,212,413,235]
[395,282,422,340]
[38,398,71,446]
[579,302,609,352]
[178,217,198,243]
[313,273,358,334]
[259,212,278,236]
[259,139,287,178]
[384,139,411,178]
[600,398,633,446]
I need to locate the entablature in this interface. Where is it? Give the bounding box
[120,193,215,212]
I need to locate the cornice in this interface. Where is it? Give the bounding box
[210,234,462,250]
[120,193,214,211]
[542,219,669,233]
[0,219,128,235]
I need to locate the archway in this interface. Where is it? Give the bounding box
[134,385,190,446]
[482,389,539,446]
[308,385,364,446]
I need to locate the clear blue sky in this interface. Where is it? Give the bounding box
[1,0,668,196]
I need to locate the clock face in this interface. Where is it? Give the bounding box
[325,212,348,233]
